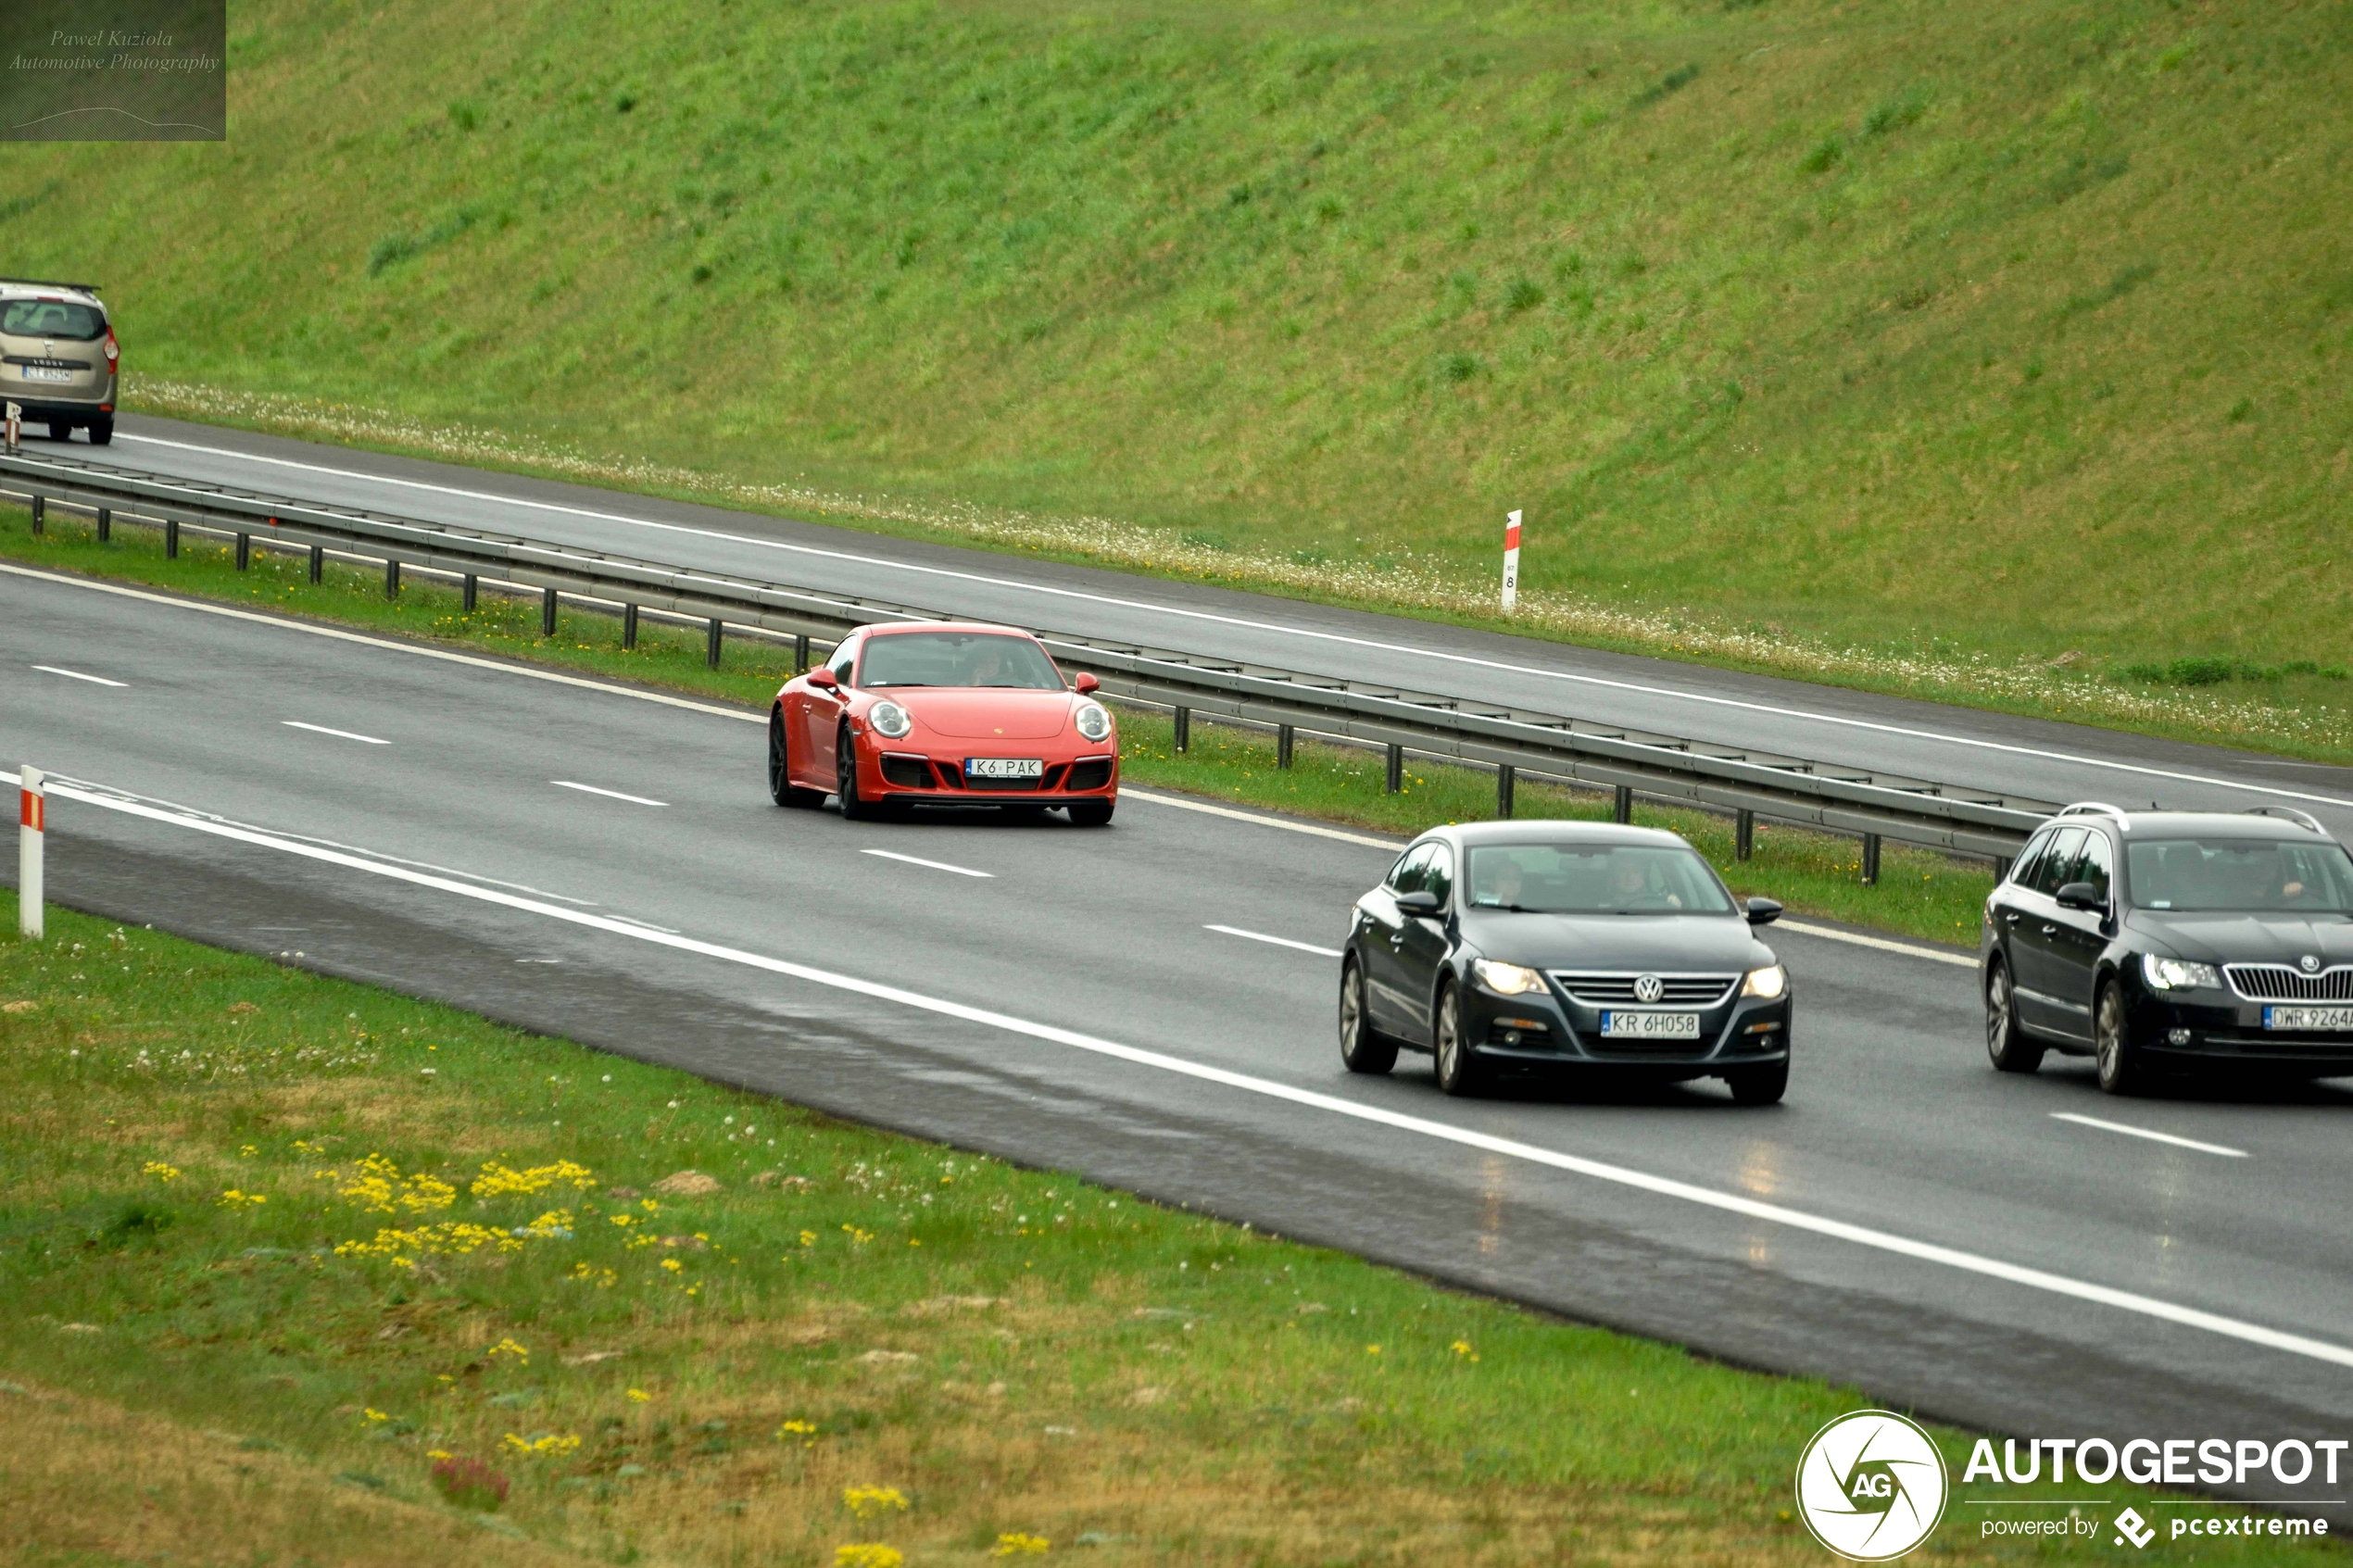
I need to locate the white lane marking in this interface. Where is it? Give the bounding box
[2051,1112,2249,1160]
[0,563,762,724]
[862,847,992,879]
[1778,919,1978,969]
[109,433,2353,812]
[22,767,2353,1375]
[552,780,666,808]
[32,663,128,687]
[283,720,389,746]
[1206,924,1344,958]
[1123,787,1401,849]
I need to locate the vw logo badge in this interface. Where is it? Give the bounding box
[1633,974,1665,1004]
[2303,955,2323,973]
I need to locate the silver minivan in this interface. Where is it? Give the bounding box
[0,278,118,445]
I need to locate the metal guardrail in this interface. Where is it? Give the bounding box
[0,447,2060,869]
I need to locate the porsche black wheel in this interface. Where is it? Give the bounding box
[836,725,873,821]
[769,709,824,808]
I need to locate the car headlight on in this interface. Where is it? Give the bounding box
[2142,954,2220,992]
[1741,964,1789,999]
[1075,699,1112,742]
[869,700,912,739]
[1472,960,1546,996]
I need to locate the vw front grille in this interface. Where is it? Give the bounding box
[1552,973,1737,1007]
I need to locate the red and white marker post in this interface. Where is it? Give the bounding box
[1501,508,1523,615]
[18,764,43,940]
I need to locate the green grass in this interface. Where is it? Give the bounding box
[5,897,2332,1565]
[0,503,1991,946]
[6,0,2353,754]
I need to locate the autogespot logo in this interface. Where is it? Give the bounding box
[1795,1410,1951,1561]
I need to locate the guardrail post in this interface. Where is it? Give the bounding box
[1613,784,1633,823]
[1385,744,1403,794]
[1861,833,1881,885]
[793,633,809,672]
[1173,707,1190,752]
[165,519,178,558]
[1496,763,1516,819]
[384,558,401,599]
[623,605,639,649]
[705,618,724,669]
[234,533,249,571]
[540,587,558,636]
[18,764,43,941]
[1735,809,1755,861]
[1276,724,1294,770]
[29,495,43,536]
[94,507,109,544]
[461,574,477,612]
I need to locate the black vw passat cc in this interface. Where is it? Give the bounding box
[1338,822,1793,1102]
[1982,804,2353,1094]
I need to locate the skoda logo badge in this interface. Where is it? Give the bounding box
[1633,974,1665,1004]
[2303,955,2322,973]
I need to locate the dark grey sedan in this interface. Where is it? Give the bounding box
[1339,822,1793,1102]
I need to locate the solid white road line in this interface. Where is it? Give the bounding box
[1124,787,1399,849]
[32,663,128,687]
[282,720,389,746]
[2050,1112,2249,1160]
[107,432,2353,813]
[1205,924,1344,958]
[17,764,2353,1375]
[1778,919,1978,969]
[552,780,667,808]
[862,848,993,879]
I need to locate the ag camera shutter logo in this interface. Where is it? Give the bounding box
[1794,1410,1949,1561]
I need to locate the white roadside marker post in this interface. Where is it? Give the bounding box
[1501,508,1522,615]
[18,764,43,941]
[5,401,19,453]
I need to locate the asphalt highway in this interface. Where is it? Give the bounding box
[7,561,2353,1521]
[60,415,2353,842]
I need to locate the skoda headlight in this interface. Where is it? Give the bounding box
[1075,699,1112,743]
[1741,964,1789,1000]
[1472,960,1546,997]
[2142,954,2220,992]
[869,700,912,739]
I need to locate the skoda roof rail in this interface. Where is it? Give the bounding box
[2057,801,2133,829]
[2245,805,2328,835]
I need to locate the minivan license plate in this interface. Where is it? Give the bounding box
[2263,1005,2353,1032]
[966,758,1042,780]
[19,366,71,383]
[1599,1010,1700,1040]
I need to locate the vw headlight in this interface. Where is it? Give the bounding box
[1075,699,1112,743]
[2142,954,2220,992]
[1472,960,1546,996]
[1741,964,1789,999]
[870,700,912,739]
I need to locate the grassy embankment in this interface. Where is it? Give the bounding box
[6,896,2328,1566]
[8,0,2353,755]
[0,503,1990,946]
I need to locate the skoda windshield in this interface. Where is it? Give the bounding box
[2126,838,2353,914]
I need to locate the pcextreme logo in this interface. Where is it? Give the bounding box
[1794,1410,1951,1561]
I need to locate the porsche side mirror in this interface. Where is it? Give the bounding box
[807,668,839,691]
[1745,897,1782,927]
[1073,671,1101,695]
[2055,882,2105,912]
[1394,890,1441,919]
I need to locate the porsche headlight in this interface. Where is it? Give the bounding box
[1472,960,1546,996]
[1075,699,1112,742]
[1741,964,1789,999]
[870,700,912,739]
[2142,954,2220,992]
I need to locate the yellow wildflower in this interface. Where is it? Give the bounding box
[843,1485,910,1519]
[625,1389,651,1403]
[486,1336,529,1365]
[142,1161,180,1182]
[500,1432,581,1458]
[470,1160,597,1199]
[992,1534,1051,1557]
[661,1258,684,1273]
[217,1189,267,1208]
[362,1408,389,1424]
[778,1419,820,1447]
[835,1548,902,1568]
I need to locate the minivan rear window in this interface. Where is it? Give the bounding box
[1,300,106,340]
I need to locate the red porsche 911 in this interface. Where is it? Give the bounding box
[767,622,1119,824]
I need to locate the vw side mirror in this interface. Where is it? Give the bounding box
[1394,890,1441,918]
[2055,882,2105,912]
[807,668,839,691]
[1073,672,1101,695]
[1745,897,1783,927]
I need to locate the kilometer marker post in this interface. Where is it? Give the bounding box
[1501,509,1523,615]
[18,764,43,941]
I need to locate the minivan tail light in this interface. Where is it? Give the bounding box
[104,330,119,369]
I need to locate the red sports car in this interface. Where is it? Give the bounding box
[768,622,1119,824]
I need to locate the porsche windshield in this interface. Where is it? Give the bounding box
[2126,838,2353,914]
[1466,844,1735,915]
[858,633,1063,690]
